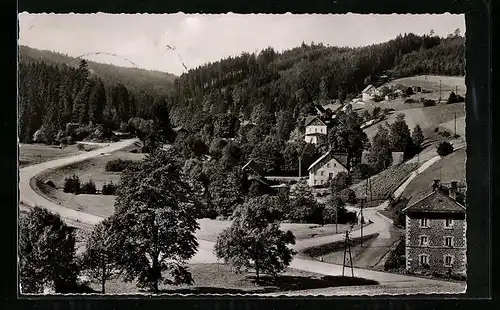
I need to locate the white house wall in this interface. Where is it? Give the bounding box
[305,125,327,135]
[308,157,347,186]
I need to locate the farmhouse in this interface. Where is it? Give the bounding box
[361,84,381,102]
[304,116,328,145]
[307,149,348,187]
[402,180,466,277]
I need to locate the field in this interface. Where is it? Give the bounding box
[37,150,146,190]
[197,219,360,243]
[386,75,466,95]
[19,143,101,167]
[85,263,378,294]
[363,102,465,141]
[402,148,466,205]
[350,163,419,200]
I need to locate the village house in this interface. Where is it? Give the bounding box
[402,180,467,277]
[361,84,381,102]
[304,116,328,145]
[307,149,349,187]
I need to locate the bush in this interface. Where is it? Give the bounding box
[339,188,356,204]
[423,99,436,107]
[436,141,454,157]
[63,175,81,194]
[404,98,417,104]
[440,130,451,138]
[45,180,56,188]
[101,182,116,195]
[105,158,134,172]
[77,143,85,151]
[81,180,97,194]
[447,91,465,104]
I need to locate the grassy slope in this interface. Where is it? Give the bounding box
[402,148,466,205]
[87,263,378,294]
[363,102,465,141]
[19,143,101,168]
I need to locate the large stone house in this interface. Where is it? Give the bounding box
[402,180,467,276]
[307,150,348,187]
[304,116,328,145]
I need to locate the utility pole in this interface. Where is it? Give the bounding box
[439,80,442,103]
[360,195,366,247]
[454,113,457,137]
[298,155,302,178]
[335,202,338,234]
[342,230,354,278]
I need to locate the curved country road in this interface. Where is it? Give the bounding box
[19,140,465,294]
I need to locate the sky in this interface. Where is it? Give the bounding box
[18,13,465,76]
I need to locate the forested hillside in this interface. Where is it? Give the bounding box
[19,46,176,96]
[18,60,170,144]
[168,32,464,132]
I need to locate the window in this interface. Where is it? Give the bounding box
[419,254,429,266]
[329,173,334,179]
[444,236,453,247]
[334,163,337,167]
[327,163,330,168]
[314,180,317,185]
[445,219,454,228]
[419,235,429,246]
[444,255,454,267]
[420,218,429,228]
[320,171,324,176]
[315,128,318,132]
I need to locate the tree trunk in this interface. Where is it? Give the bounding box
[255,263,260,280]
[101,261,106,294]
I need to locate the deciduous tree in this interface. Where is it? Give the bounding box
[110,149,200,294]
[19,207,79,293]
[214,195,296,279]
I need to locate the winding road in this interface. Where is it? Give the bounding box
[19,139,466,294]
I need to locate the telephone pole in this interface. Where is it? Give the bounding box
[439,80,442,102]
[342,230,354,278]
[454,113,457,137]
[360,195,366,247]
[298,155,302,178]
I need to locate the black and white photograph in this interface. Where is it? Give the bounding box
[17,12,467,296]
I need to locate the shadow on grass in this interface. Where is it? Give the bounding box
[252,275,379,292]
[155,275,379,294]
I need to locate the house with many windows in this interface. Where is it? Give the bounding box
[307,149,348,187]
[402,180,467,277]
[304,116,328,145]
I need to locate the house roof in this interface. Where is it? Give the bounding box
[248,175,271,187]
[402,190,466,214]
[304,116,326,127]
[308,149,349,171]
[315,105,326,114]
[362,85,376,93]
[242,159,264,177]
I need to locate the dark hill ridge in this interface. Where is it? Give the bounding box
[19,45,176,96]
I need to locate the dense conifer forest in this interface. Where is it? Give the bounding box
[18,32,464,172]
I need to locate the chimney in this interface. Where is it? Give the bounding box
[432,179,441,191]
[450,181,458,200]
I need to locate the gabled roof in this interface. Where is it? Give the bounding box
[362,85,376,93]
[304,116,327,127]
[308,149,349,171]
[242,159,264,177]
[402,190,466,214]
[315,105,326,114]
